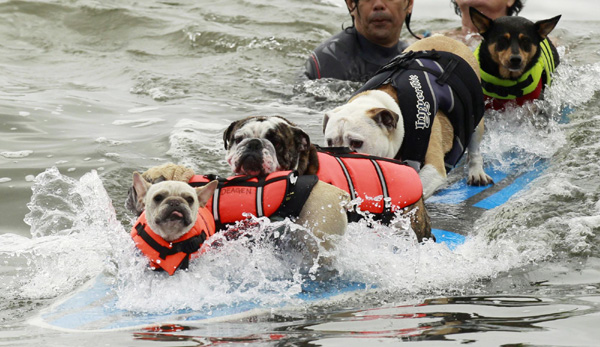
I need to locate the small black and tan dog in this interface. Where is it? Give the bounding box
[469,7,561,110]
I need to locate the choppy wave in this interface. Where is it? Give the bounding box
[473,50,600,258]
[0,166,551,314]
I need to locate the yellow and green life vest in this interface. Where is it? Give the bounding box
[475,39,556,101]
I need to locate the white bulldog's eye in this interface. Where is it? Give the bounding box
[184,196,195,205]
[234,136,244,144]
[350,140,363,149]
[153,194,164,203]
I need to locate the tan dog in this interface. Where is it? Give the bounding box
[323,35,494,198]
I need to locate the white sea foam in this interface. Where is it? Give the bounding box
[95,137,132,146]
[127,106,159,113]
[1,150,33,158]
[7,166,527,313]
[112,118,165,128]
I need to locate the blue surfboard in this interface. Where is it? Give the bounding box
[428,158,547,242]
[31,235,462,332]
[31,161,547,332]
[32,103,573,332]
[30,153,556,333]
[30,272,373,332]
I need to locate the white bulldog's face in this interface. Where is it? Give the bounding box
[323,90,405,158]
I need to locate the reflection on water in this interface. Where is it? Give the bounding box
[128,295,590,345]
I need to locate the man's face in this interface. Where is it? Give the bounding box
[346,0,413,47]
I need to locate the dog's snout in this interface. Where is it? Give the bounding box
[509,55,522,66]
[166,198,181,207]
[247,139,263,151]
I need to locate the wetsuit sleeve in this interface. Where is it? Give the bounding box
[305,52,321,80]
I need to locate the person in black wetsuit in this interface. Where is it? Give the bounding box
[305,0,414,83]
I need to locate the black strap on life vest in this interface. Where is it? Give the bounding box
[316,146,412,166]
[134,222,207,271]
[354,50,484,171]
[271,173,318,221]
[481,74,534,98]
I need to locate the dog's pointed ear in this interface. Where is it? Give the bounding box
[322,113,330,134]
[469,7,493,35]
[196,180,218,207]
[372,108,399,131]
[535,15,561,40]
[223,120,240,150]
[132,171,152,209]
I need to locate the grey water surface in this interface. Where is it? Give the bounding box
[1,0,599,345]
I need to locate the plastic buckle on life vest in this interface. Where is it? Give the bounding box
[436,58,459,86]
[380,51,416,72]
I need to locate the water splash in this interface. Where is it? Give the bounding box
[473,48,600,259]
[5,166,524,314]
[0,168,127,300]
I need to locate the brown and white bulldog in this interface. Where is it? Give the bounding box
[222,115,432,241]
[322,35,494,199]
[223,115,319,176]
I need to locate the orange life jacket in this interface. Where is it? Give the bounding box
[315,147,423,223]
[130,208,216,275]
[189,171,317,230]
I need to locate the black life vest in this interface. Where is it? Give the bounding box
[354,50,485,172]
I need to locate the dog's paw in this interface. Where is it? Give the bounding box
[142,163,195,183]
[419,164,446,199]
[467,169,494,186]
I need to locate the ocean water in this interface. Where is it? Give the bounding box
[1,0,599,345]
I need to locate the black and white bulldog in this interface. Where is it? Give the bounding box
[322,35,494,198]
[222,115,432,242]
[223,115,319,176]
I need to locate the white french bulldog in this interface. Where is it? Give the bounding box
[131,171,218,242]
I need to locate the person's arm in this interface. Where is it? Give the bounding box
[305,52,321,80]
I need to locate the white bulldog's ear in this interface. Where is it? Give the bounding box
[322,113,330,134]
[372,108,399,131]
[196,180,218,207]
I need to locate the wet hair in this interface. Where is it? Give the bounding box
[450,0,525,17]
[344,0,360,30]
